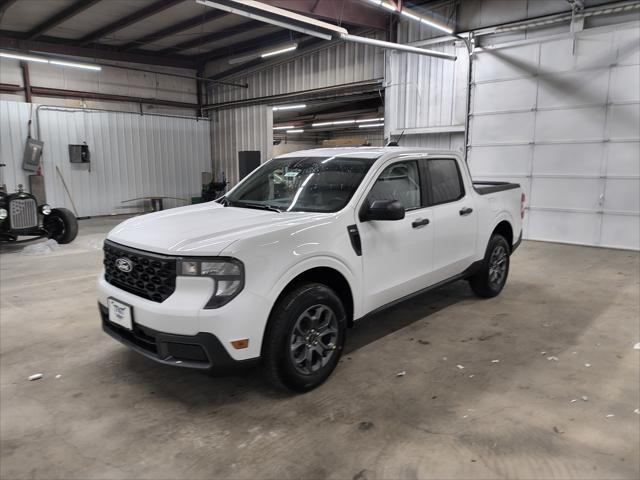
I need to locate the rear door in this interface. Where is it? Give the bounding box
[358,157,435,312]
[424,157,478,282]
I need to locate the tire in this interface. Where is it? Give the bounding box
[262,282,347,392]
[469,234,510,298]
[44,208,78,244]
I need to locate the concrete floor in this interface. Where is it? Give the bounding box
[1,216,639,480]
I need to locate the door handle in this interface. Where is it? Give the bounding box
[412,218,430,228]
[459,207,473,216]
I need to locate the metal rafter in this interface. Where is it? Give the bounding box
[261,0,389,30]
[26,0,103,39]
[0,0,19,14]
[159,19,264,54]
[118,10,227,51]
[0,34,197,68]
[76,0,185,46]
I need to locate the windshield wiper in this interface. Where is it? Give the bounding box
[227,200,282,213]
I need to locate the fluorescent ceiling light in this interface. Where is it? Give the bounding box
[228,52,260,65]
[0,52,49,63]
[333,119,356,125]
[359,123,384,128]
[261,43,297,58]
[365,0,382,5]
[312,121,332,127]
[50,60,101,71]
[356,117,384,123]
[273,125,295,130]
[381,2,397,12]
[286,129,304,133]
[273,104,306,111]
[400,10,420,21]
[196,0,346,41]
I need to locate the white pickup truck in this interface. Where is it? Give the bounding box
[98,147,524,391]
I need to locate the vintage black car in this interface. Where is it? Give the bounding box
[0,176,78,244]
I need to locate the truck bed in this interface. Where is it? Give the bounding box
[473,181,521,195]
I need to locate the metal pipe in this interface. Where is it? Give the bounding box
[29,86,199,110]
[339,33,457,60]
[34,104,210,142]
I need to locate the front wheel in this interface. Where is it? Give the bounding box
[43,208,78,244]
[262,283,347,392]
[469,234,510,298]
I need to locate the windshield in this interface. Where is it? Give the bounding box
[225,156,376,213]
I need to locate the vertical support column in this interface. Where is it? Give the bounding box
[20,61,32,103]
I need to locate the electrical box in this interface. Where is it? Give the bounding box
[69,143,90,164]
[22,137,44,172]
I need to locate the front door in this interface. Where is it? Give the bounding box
[358,159,435,313]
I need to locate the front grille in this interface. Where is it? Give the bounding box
[9,198,38,229]
[103,240,177,302]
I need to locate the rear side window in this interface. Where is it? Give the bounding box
[427,159,464,205]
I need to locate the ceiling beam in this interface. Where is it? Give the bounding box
[118,10,227,51]
[26,0,103,40]
[260,0,390,31]
[76,0,185,46]
[159,19,264,55]
[0,34,197,69]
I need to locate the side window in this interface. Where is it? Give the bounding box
[427,159,465,205]
[367,161,422,210]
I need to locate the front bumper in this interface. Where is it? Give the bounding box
[99,304,259,372]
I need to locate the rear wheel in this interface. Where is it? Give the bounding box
[469,234,510,298]
[263,283,346,392]
[44,208,78,244]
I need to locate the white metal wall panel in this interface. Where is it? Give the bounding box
[211,105,272,186]
[469,22,640,250]
[385,42,467,133]
[210,33,385,104]
[0,101,211,217]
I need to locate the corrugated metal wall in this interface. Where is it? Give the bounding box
[208,33,386,185]
[209,32,386,103]
[211,105,272,185]
[384,16,468,148]
[0,100,211,216]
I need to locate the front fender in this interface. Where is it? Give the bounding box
[267,255,362,317]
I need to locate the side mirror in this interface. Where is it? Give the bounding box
[361,199,405,221]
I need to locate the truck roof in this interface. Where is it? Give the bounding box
[275,147,461,159]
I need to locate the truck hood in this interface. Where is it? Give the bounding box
[107,202,329,255]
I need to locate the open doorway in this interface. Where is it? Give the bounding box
[272,94,384,156]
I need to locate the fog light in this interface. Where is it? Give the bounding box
[0,208,7,220]
[41,204,52,215]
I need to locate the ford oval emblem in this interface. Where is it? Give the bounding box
[115,258,133,273]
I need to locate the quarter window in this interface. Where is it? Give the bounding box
[427,159,464,205]
[367,161,422,210]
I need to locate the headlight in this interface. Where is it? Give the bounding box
[40,204,52,215]
[0,208,7,220]
[179,258,244,308]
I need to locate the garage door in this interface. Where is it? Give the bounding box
[468,22,640,250]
